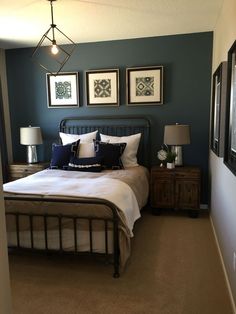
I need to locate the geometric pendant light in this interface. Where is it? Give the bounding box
[31,0,76,76]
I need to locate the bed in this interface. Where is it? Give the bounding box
[4,116,150,277]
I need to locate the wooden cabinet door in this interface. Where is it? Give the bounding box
[175,179,200,209]
[151,176,175,208]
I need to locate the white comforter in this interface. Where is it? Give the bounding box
[3,169,141,236]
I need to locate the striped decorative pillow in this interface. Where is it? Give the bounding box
[68,156,102,172]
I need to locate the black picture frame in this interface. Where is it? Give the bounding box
[85,69,119,107]
[46,72,79,108]
[210,62,227,157]
[224,40,236,175]
[126,66,163,105]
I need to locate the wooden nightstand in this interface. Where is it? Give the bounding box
[8,162,49,181]
[150,166,201,217]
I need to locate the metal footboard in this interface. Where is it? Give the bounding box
[5,196,121,278]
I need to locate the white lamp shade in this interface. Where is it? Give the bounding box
[20,126,43,145]
[164,124,190,145]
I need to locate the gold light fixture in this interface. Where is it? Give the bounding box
[32,0,76,75]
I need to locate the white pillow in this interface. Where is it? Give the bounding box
[59,130,98,145]
[100,133,141,168]
[59,131,97,158]
[78,142,95,158]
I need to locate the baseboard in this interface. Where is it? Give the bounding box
[210,215,236,314]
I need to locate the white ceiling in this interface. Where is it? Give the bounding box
[0,0,223,49]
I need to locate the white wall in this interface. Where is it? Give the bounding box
[0,154,11,313]
[210,0,236,305]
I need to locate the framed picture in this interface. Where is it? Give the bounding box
[46,72,79,108]
[210,62,227,157]
[126,66,163,105]
[224,40,236,175]
[85,69,119,106]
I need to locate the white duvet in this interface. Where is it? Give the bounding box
[4,169,141,236]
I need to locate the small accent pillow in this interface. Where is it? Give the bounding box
[59,130,98,145]
[94,140,126,170]
[50,140,79,169]
[78,142,95,158]
[68,156,102,172]
[100,133,141,168]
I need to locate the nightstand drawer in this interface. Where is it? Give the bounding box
[175,168,200,179]
[151,167,175,178]
[9,162,49,181]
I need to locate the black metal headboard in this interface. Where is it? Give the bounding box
[59,115,151,168]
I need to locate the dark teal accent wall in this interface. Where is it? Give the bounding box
[6,32,213,203]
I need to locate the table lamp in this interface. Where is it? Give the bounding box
[164,124,190,166]
[20,126,43,163]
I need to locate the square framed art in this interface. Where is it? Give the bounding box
[46,72,79,108]
[85,69,119,106]
[126,66,163,105]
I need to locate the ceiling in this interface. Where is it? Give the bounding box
[0,0,223,49]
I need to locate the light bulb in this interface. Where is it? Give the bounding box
[51,44,59,55]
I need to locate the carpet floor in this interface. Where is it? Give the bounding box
[9,209,233,314]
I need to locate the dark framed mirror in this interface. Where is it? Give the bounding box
[224,40,236,175]
[211,61,227,157]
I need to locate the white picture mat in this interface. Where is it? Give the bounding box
[129,69,161,103]
[88,72,118,104]
[48,73,78,107]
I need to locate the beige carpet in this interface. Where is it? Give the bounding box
[9,209,233,314]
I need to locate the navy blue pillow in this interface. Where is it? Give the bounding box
[94,140,126,170]
[68,156,102,172]
[50,140,80,169]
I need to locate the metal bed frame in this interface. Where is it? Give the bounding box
[5,115,150,278]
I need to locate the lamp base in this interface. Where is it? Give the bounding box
[27,145,38,164]
[171,145,183,166]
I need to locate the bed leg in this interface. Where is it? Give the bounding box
[113,248,120,278]
[113,270,120,278]
[113,217,120,278]
[113,249,120,278]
